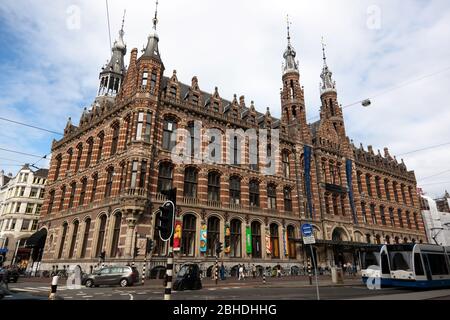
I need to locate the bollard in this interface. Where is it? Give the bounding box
[308,258,312,285]
[49,276,59,300]
[142,257,147,286]
[164,247,174,300]
[263,271,266,284]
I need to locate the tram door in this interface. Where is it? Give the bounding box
[422,254,433,281]
[381,252,390,276]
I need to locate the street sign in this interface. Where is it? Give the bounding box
[301,224,313,237]
[303,236,316,245]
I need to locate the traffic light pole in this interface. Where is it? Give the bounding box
[164,232,174,300]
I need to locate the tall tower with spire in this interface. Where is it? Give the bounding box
[280,16,309,141]
[319,39,346,138]
[97,14,127,97]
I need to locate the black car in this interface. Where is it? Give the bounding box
[172,264,202,291]
[0,267,19,283]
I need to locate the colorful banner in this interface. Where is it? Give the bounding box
[265,229,272,255]
[173,219,182,252]
[246,226,252,254]
[200,223,207,253]
[224,223,231,254]
[283,228,287,257]
[346,159,358,224]
[304,145,314,219]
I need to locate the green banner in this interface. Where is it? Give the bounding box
[246,226,252,254]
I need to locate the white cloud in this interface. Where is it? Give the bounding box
[0,0,449,197]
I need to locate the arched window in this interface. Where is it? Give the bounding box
[267,184,277,210]
[90,173,98,203]
[232,136,240,165]
[54,154,62,181]
[230,219,241,258]
[282,151,290,178]
[162,118,177,151]
[59,185,66,210]
[68,182,76,209]
[397,209,404,228]
[104,167,114,198]
[95,215,107,258]
[58,223,68,259]
[207,171,221,202]
[68,220,79,259]
[207,216,220,257]
[75,143,83,173]
[66,148,73,171]
[389,208,395,227]
[380,206,386,225]
[157,163,173,193]
[251,221,262,258]
[187,122,199,158]
[361,202,368,224]
[85,138,94,169]
[356,171,363,194]
[183,167,198,198]
[284,187,292,212]
[97,132,104,163]
[229,176,241,205]
[384,179,391,201]
[370,204,377,224]
[393,181,399,202]
[110,212,122,258]
[181,214,196,256]
[413,212,419,230]
[249,180,260,208]
[110,123,120,156]
[80,218,91,258]
[287,225,296,259]
[406,211,412,229]
[270,223,280,259]
[47,190,55,214]
[365,175,372,197]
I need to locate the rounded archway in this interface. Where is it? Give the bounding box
[331,227,348,242]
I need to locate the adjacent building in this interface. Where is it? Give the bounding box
[0,165,48,268]
[420,192,450,246]
[37,12,426,277]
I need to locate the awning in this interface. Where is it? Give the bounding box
[25,229,47,248]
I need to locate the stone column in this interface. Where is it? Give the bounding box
[124,211,138,258]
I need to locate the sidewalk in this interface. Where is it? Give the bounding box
[17,275,364,289]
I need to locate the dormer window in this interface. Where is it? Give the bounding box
[213,101,219,112]
[192,94,199,105]
[169,86,177,98]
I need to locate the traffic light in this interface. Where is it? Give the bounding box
[146,239,154,254]
[134,247,140,258]
[156,200,175,242]
[215,241,223,255]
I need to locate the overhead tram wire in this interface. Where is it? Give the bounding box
[0,116,63,136]
[397,142,450,157]
[307,65,450,122]
[0,147,43,159]
[419,181,450,187]
[418,169,450,182]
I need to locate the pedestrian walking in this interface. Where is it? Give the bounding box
[252,264,256,278]
[220,263,225,281]
[277,265,282,278]
[238,265,245,280]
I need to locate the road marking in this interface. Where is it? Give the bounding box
[208,288,217,291]
[136,292,147,295]
[64,296,74,299]
[129,294,134,300]
[83,296,94,298]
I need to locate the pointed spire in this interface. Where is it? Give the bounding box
[142,0,162,60]
[320,37,337,95]
[283,15,299,75]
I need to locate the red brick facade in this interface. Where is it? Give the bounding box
[37,21,426,274]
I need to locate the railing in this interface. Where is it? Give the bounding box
[126,187,147,197]
[155,193,168,202]
[183,197,199,205]
[207,200,222,208]
[229,203,242,210]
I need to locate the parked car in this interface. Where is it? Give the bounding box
[82,266,139,288]
[0,267,19,283]
[173,264,202,291]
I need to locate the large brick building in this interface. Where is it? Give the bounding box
[36,13,426,276]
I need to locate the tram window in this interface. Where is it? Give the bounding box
[381,253,390,274]
[390,252,412,271]
[414,253,425,276]
[362,252,379,269]
[426,254,449,275]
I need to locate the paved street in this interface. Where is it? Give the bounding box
[4,276,450,300]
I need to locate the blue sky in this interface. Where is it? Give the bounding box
[0,0,449,197]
